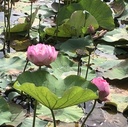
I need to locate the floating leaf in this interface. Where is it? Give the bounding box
[0,56,26,75]
[101,28,128,42]
[51,54,96,80]
[37,104,84,122]
[51,54,77,78]
[0,96,12,125]
[108,93,128,112]
[19,117,48,127]
[5,103,27,126]
[60,36,93,52]
[0,96,26,126]
[101,59,128,79]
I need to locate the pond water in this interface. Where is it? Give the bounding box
[0,11,26,24]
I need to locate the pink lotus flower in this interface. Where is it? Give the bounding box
[91,77,110,101]
[27,43,58,66]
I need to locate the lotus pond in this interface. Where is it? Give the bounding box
[0,0,128,127]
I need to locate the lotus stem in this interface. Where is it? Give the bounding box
[85,53,91,80]
[54,0,61,41]
[81,100,97,127]
[6,0,13,53]
[28,1,33,37]
[50,109,56,127]
[77,56,82,76]
[23,59,29,72]
[38,14,42,42]
[39,66,41,70]
[32,100,37,127]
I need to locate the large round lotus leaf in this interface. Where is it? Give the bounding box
[14,69,97,96]
[57,0,114,30]
[45,10,99,37]
[13,69,98,110]
[13,82,98,110]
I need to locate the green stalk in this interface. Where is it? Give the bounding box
[28,1,33,37]
[23,59,29,72]
[38,14,41,42]
[54,0,61,41]
[77,56,82,76]
[50,109,56,127]
[81,100,97,127]
[77,61,81,76]
[39,66,41,70]
[3,0,7,55]
[6,0,13,53]
[32,100,37,127]
[85,53,91,80]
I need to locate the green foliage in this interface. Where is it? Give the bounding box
[0,0,128,125]
[19,117,48,127]
[101,28,128,42]
[0,96,27,126]
[0,56,25,74]
[108,93,128,112]
[57,0,115,30]
[13,81,98,109]
[0,96,12,125]
[45,10,99,37]
[59,36,93,52]
[37,104,84,122]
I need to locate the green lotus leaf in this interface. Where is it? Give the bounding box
[0,96,26,126]
[57,0,114,30]
[13,82,98,110]
[108,93,128,112]
[45,10,99,37]
[0,96,12,125]
[19,117,48,127]
[101,28,128,42]
[0,56,26,75]
[59,35,93,52]
[14,69,97,95]
[51,54,96,80]
[65,10,99,36]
